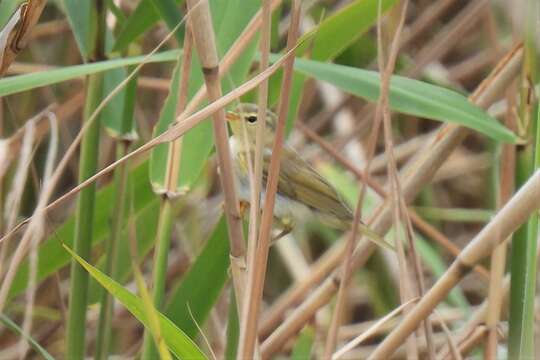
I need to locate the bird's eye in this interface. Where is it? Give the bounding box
[246,115,257,123]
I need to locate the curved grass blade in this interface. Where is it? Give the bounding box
[0,49,181,97]
[0,314,55,360]
[113,0,185,52]
[62,0,93,59]
[165,216,230,338]
[291,57,518,143]
[63,244,207,360]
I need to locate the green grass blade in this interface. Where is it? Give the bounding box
[0,50,181,97]
[62,0,93,59]
[149,0,184,44]
[290,57,518,143]
[0,0,23,29]
[224,290,239,360]
[113,0,159,52]
[63,244,207,360]
[112,0,184,52]
[267,0,398,133]
[149,58,183,193]
[291,326,315,360]
[0,314,55,360]
[165,217,230,338]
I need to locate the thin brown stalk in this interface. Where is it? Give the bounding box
[368,169,540,359]
[295,122,490,279]
[237,2,302,358]
[165,22,193,197]
[260,44,523,357]
[240,0,272,332]
[324,1,417,357]
[484,101,516,359]
[399,0,457,49]
[332,298,419,360]
[377,1,429,358]
[338,306,469,341]
[244,0,272,297]
[406,0,489,78]
[0,110,57,313]
[18,113,57,358]
[185,0,246,311]
[435,311,463,360]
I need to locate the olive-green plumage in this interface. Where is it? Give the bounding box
[226,103,392,249]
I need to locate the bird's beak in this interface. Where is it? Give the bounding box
[225,111,240,121]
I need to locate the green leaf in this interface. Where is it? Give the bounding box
[0,314,55,360]
[102,65,139,139]
[149,58,183,193]
[165,217,230,338]
[291,326,315,360]
[8,162,159,300]
[0,49,181,97]
[62,0,93,59]
[149,0,184,44]
[267,0,398,132]
[63,244,207,359]
[224,290,239,360]
[0,0,24,30]
[113,0,185,52]
[291,57,519,143]
[113,0,159,52]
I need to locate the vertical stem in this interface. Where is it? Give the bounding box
[94,65,138,360]
[508,0,538,357]
[66,3,106,358]
[141,22,193,360]
[94,142,129,360]
[141,198,175,360]
[237,2,301,358]
[185,0,247,335]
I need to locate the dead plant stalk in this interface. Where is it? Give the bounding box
[260,44,523,356]
[368,169,540,359]
[237,1,302,359]
[185,0,246,313]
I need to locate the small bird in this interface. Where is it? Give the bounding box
[225,103,392,250]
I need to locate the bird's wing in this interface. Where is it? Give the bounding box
[262,147,352,221]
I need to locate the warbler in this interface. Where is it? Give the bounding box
[226,103,392,250]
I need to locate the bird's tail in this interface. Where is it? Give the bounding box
[357,222,395,252]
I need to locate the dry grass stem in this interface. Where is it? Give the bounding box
[237,1,302,358]
[18,113,58,358]
[260,44,523,357]
[369,169,540,359]
[332,298,418,360]
[185,0,247,317]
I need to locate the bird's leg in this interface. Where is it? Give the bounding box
[271,217,294,244]
[238,200,250,218]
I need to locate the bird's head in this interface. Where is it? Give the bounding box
[226,103,277,148]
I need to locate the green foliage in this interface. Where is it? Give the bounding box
[165,217,230,338]
[291,326,315,360]
[0,314,55,360]
[291,57,518,143]
[62,0,93,59]
[63,244,207,359]
[0,50,181,97]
